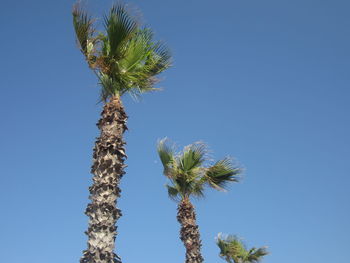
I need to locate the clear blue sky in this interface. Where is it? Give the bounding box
[0,0,349,262]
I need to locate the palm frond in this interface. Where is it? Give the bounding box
[72,4,95,56]
[247,247,269,262]
[217,237,228,255]
[97,73,120,101]
[146,41,172,75]
[118,29,171,95]
[166,184,180,201]
[217,235,246,263]
[191,180,205,198]
[217,234,235,262]
[216,234,268,263]
[157,138,175,171]
[104,3,138,58]
[179,142,208,172]
[205,158,241,191]
[120,28,153,71]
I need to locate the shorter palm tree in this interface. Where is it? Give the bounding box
[216,233,268,263]
[157,138,241,263]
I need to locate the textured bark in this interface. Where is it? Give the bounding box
[81,96,128,263]
[177,198,204,263]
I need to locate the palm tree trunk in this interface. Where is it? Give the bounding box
[81,96,128,263]
[177,198,204,263]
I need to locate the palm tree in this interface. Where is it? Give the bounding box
[157,138,241,263]
[216,234,268,263]
[72,3,171,263]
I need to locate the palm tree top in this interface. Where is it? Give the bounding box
[157,138,241,201]
[216,234,268,263]
[73,3,171,101]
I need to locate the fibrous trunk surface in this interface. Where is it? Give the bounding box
[81,96,128,263]
[177,198,204,263]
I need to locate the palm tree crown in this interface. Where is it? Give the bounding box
[73,3,171,101]
[216,234,268,263]
[157,138,241,201]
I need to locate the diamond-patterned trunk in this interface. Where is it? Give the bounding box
[177,198,204,263]
[81,96,127,263]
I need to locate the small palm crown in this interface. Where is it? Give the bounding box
[73,3,171,101]
[157,138,241,201]
[216,234,268,263]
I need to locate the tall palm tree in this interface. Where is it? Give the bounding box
[216,234,268,263]
[157,138,241,263]
[73,3,171,263]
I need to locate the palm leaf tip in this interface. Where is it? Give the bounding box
[206,158,242,191]
[157,138,175,168]
[72,3,94,56]
[191,181,205,198]
[148,42,172,74]
[166,184,179,201]
[180,141,208,171]
[248,246,269,261]
[104,3,139,57]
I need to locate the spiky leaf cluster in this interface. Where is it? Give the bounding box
[73,3,171,101]
[157,138,241,201]
[216,234,268,263]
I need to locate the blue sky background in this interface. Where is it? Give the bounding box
[0,0,349,262]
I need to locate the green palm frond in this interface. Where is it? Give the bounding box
[166,184,180,201]
[147,41,172,75]
[157,138,175,170]
[98,73,121,101]
[72,4,95,56]
[191,181,205,198]
[120,28,153,71]
[205,158,241,191]
[216,234,268,263]
[117,29,171,95]
[247,247,269,263]
[179,142,207,172]
[104,4,138,58]
[217,234,237,263]
[217,234,229,254]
